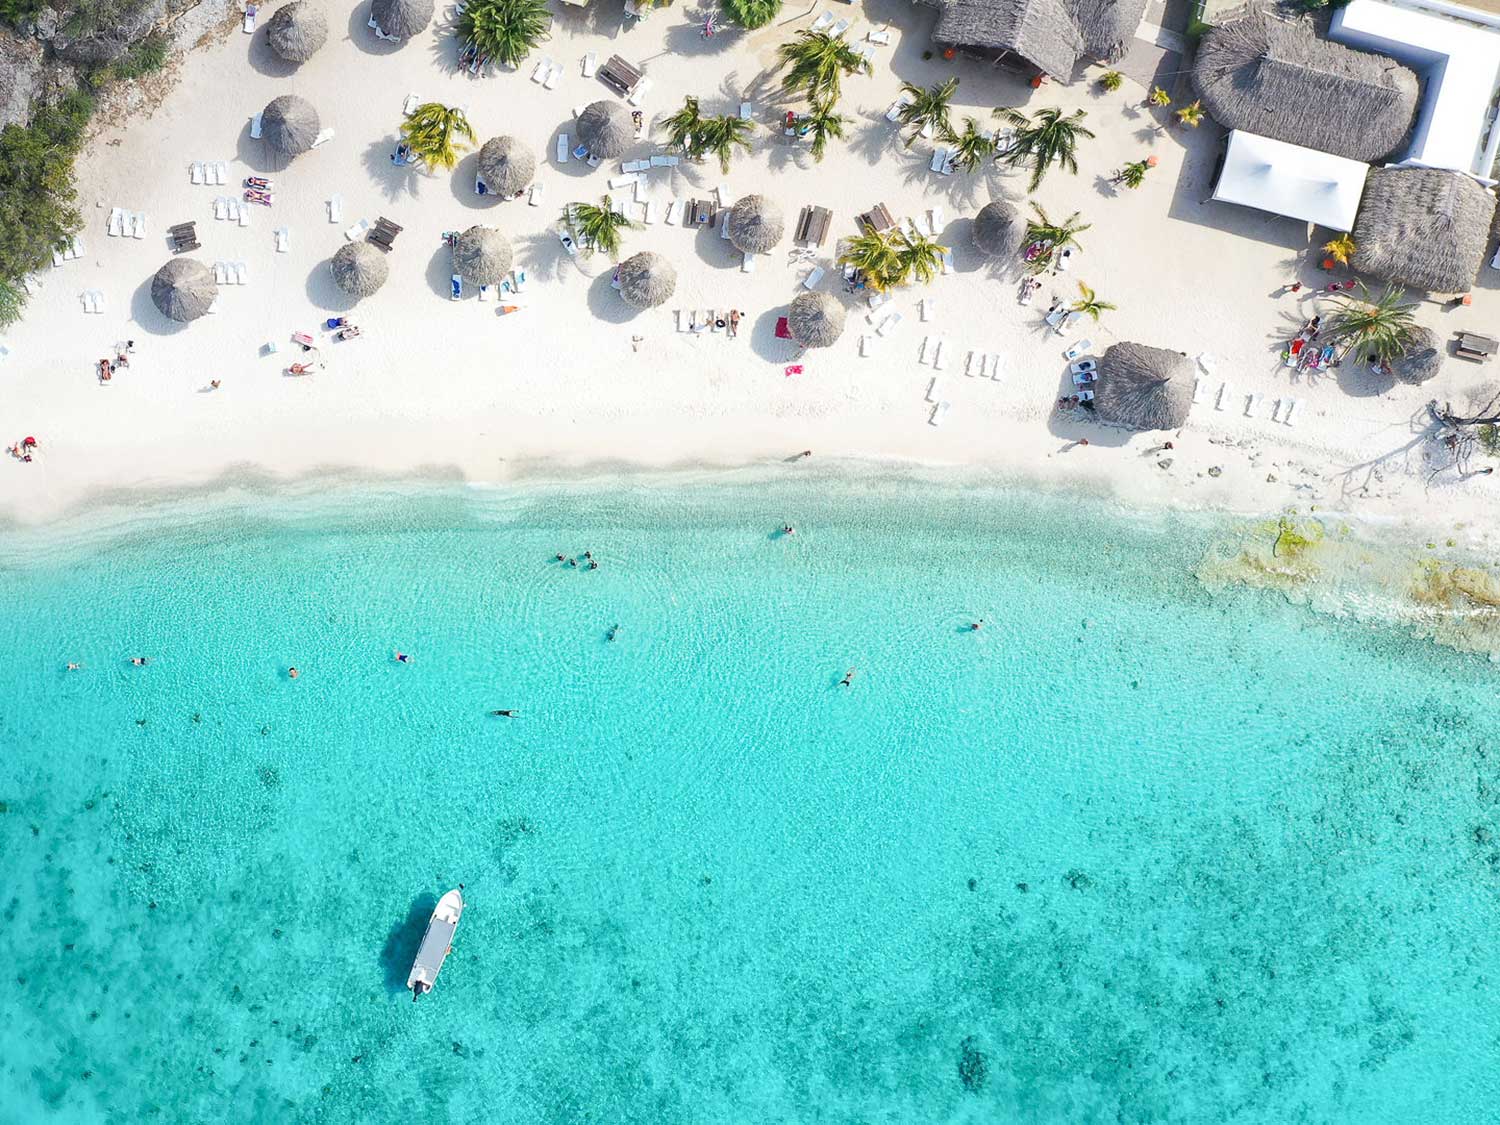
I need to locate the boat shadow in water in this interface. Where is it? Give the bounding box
[379,893,438,995]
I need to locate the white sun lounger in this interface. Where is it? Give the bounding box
[250,112,263,139]
[741,252,756,272]
[867,291,889,313]
[803,266,825,289]
[876,313,901,336]
[275,228,290,253]
[70,236,83,258]
[1244,392,1261,417]
[859,334,876,357]
[531,60,548,83]
[213,197,228,221]
[403,93,420,115]
[107,207,124,237]
[627,78,653,107]
[811,11,833,30]
[0,342,10,362]
[719,212,733,239]
[131,213,145,239]
[933,338,949,369]
[940,250,954,276]
[478,284,493,303]
[1283,398,1301,426]
[739,102,752,119]
[919,335,933,364]
[235,262,248,285]
[1192,376,1205,404]
[927,207,943,235]
[857,44,875,64]
[327,196,342,223]
[990,354,1004,381]
[344,219,369,241]
[885,91,914,123]
[665,199,682,225]
[1196,352,1218,376]
[529,183,544,206]
[582,52,597,76]
[644,200,659,224]
[929,147,948,173]
[869,27,891,44]
[191,162,204,185]
[556,133,569,163]
[1063,338,1092,361]
[238,204,251,228]
[1215,382,1233,411]
[608,173,640,190]
[545,62,562,90]
[512,270,526,292]
[920,297,934,322]
[213,261,228,285]
[311,128,335,148]
[634,178,648,203]
[926,377,942,403]
[965,350,980,376]
[831,17,850,35]
[621,159,649,173]
[1270,398,1284,423]
[929,401,950,426]
[52,249,64,267]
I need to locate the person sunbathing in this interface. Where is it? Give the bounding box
[98,360,113,382]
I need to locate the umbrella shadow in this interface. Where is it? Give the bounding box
[450,152,502,208]
[362,137,422,202]
[693,219,740,267]
[586,269,642,324]
[235,124,287,176]
[551,121,606,180]
[346,4,408,56]
[129,275,192,336]
[304,258,359,313]
[424,243,457,300]
[750,305,798,364]
[379,892,437,995]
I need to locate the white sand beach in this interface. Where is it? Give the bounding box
[4,0,1500,545]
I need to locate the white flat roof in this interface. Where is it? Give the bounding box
[1211,131,1369,232]
[1332,0,1500,178]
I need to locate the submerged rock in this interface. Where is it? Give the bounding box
[1065,869,1094,891]
[957,1036,988,1092]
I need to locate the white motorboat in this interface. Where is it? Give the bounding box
[407,886,464,1000]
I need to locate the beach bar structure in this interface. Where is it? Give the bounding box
[1210,131,1369,231]
[919,0,1150,80]
[1349,165,1497,292]
[1331,0,1500,181]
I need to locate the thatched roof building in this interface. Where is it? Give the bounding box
[452,225,513,286]
[261,94,320,156]
[923,0,1149,78]
[1191,7,1418,163]
[331,241,390,298]
[617,251,676,308]
[788,291,845,348]
[477,136,536,197]
[1351,167,1497,294]
[726,195,784,254]
[150,258,217,322]
[266,2,328,63]
[1391,326,1443,385]
[370,0,433,39]
[577,100,634,159]
[1094,342,1193,431]
[972,199,1019,256]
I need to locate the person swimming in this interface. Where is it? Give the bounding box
[783,525,795,536]
[839,667,856,688]
[555,553,566,562]
[66,662,81,671]
[491,709,517,717]
[394,651,411,664]
[607,624,620,641]
[970,620,984,631]
[288,667,299,679]
[588,560,598,570]
[130,657,149,666]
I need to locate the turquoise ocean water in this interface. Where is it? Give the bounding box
[0,470,1496,1123]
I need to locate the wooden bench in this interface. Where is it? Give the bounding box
[1456,331,1498,362]
[368,216,404,252]
[598,55,643,97]
[795,205,832,247]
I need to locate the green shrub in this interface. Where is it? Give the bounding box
[1479,424,1500,457]
[0,90,95,295]
[111,31,169,80]
[0,278,26,329]
[0,0,44,28]
[723,0,779,28]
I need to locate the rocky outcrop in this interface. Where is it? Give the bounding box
[0,29,45,129]
[49,0,170,64]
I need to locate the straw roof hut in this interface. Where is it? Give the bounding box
[370,0,433,39]
[925,0,1148,78]
[150,258,217,322]
[577,100,634,159]
[617,251,676,309]
[477,136,536,197]
[972,199,1019,256]
[261,94,320,156]
[727,194,785,254]
[1391,326,1443,385]
[331,241,390,298]
[1191,7,1418,162]
[266,2,328,62]
[1094,342,1193,431]
[788,291,846,348]
[452,225,513,287]
[1351,167,1496,294]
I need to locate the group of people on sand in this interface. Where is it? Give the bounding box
[8,435,38,462]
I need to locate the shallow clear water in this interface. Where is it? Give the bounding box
[0,472,1496,1123]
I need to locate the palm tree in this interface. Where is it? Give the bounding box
[1021,203,1090,275]
[838,229,903,291]
[457,0,551,69]
[1323,233,1356,265]
[1147,86,1171,107]
[895,229,948,286]
[896,78,958,148]
[695,114,755,173]
[567,195,633,259]
[1328,283,1418,364]
[994,106,1095,192]
[1175,100,1205,128]
[944,117,996,173]
[399,103,475,170]
[777,30,867,106]
[800,101,848,161]
[1097,70,1124,93]
[723,0,780,28]
[1069,281,1115,321]
[1111,158,1154,189]
[663,96,702,153]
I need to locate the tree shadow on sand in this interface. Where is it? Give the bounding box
[379,892,437,995]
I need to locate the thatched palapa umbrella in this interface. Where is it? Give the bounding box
[266,1,328,63]
[331,241,390,298]
[1094,342,1193,431]
[370,0,433,39]
[617,251,676,309]
[1391,326,1443,385]
[972,200,1019,257]
[726,194,784,255]
[151,258,217,323]
[1351,167,1496,294]
[788,291,845,349]
[452,225,514,287]
[261,94,320,157]
[577,100,634,159]
[477,136,536,197]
